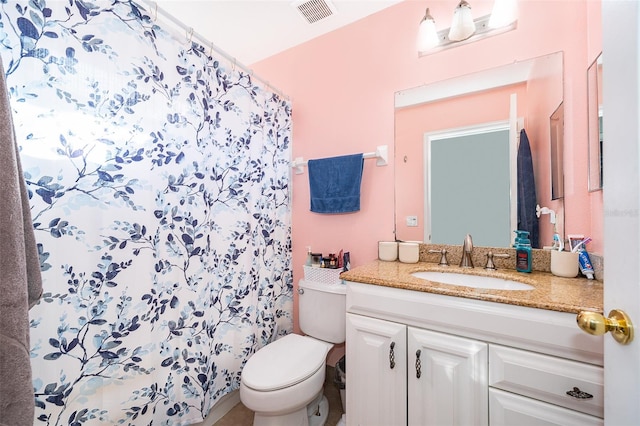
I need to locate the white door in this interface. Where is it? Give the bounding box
[601,1,640,424]
[345,313,407,426]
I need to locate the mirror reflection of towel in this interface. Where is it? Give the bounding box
[308,154,364,214]
[517,128,540,248]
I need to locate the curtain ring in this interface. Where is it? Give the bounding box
[151,2,158,21]
[186,27,194,45]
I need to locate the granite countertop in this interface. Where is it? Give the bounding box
[340,260,603,314]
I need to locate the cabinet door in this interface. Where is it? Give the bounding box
[346,313,407,426]
[408,327,488,426]
[489,388,603,426]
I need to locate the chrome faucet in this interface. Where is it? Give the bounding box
[459,234,474,268]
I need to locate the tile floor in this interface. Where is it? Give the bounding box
[214,365,344,426]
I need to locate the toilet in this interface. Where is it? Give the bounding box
[240,279,346,426]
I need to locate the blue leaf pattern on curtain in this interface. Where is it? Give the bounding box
[0,1,293,424]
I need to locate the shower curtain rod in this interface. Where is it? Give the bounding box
[140,0,289,100]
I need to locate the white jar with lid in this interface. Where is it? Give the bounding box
[378,241,398,261]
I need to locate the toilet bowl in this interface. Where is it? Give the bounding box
[240,333,332,424]
[240,279,346,426]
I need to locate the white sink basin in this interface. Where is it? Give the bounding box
[411,271,535,291]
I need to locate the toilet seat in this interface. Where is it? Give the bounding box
[242,333,330,391]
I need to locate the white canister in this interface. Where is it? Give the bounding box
[378,241,398,261]
[398,242,420,263]
[550,250,579,278]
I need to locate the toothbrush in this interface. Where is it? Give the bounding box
[571,237,592,253]
[553,233,564,251]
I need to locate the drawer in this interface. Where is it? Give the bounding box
[489,345,603,418]
[489,388,603,426]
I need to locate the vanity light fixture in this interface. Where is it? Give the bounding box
[417,0,518,56]
[448,0,476,41]
[417,8,439,51]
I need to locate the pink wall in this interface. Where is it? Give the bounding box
[252,0,603,334]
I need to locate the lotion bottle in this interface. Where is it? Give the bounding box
[513,230,532,273]
[305,246,312,267]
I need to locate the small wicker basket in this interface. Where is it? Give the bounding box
[303,265,343,285]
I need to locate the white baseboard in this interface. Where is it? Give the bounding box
[192,390,241,426]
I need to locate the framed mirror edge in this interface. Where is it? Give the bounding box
[550,101,565,200]
[587,52,604,193]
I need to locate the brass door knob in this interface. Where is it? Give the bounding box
[576,309,634,345]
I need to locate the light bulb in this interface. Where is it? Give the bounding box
[489,0,518,28]
[448,0,476,42]
[417,8,439,52]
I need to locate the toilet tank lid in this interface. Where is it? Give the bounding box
[242,334,329,391]
[299,279,346,294]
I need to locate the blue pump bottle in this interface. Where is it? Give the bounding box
[513,230,532,273]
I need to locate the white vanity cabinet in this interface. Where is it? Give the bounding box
[345,281,604,426]
[346,314,488,426]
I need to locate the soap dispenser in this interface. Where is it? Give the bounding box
[513,230,532,273]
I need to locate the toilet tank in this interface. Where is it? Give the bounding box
[298,279,346,344]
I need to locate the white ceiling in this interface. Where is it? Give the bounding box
[153,0,403,65]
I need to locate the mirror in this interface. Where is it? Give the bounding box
[588,53,603,192]
[395,52,563,248]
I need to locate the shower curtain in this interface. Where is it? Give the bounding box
[0,1,293,424]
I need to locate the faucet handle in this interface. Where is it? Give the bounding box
[485,251,510,270]
[429,249,449,266]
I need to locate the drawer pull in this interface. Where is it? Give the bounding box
[389,342,395,369]
[566,387,594,399]
[415,349,422,378]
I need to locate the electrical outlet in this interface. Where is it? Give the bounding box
[406,216,418,227]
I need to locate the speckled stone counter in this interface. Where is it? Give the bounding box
[340,259,603,314]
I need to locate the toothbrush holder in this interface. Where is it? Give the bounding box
[550,250,579,278]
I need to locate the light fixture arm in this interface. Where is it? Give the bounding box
[421,7,434,24]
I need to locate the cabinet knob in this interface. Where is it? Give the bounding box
[415,349,422,379]
[576,309,634,345]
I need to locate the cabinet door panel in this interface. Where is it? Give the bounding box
[408,327,488,426]
[489,388,603,426]
[346,313,407,426]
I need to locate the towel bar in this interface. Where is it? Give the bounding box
[291,145,388,175]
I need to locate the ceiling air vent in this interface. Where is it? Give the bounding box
[292,0,337,24]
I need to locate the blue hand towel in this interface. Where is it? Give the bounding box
[308,153,364,214]
[517,128,540,248]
